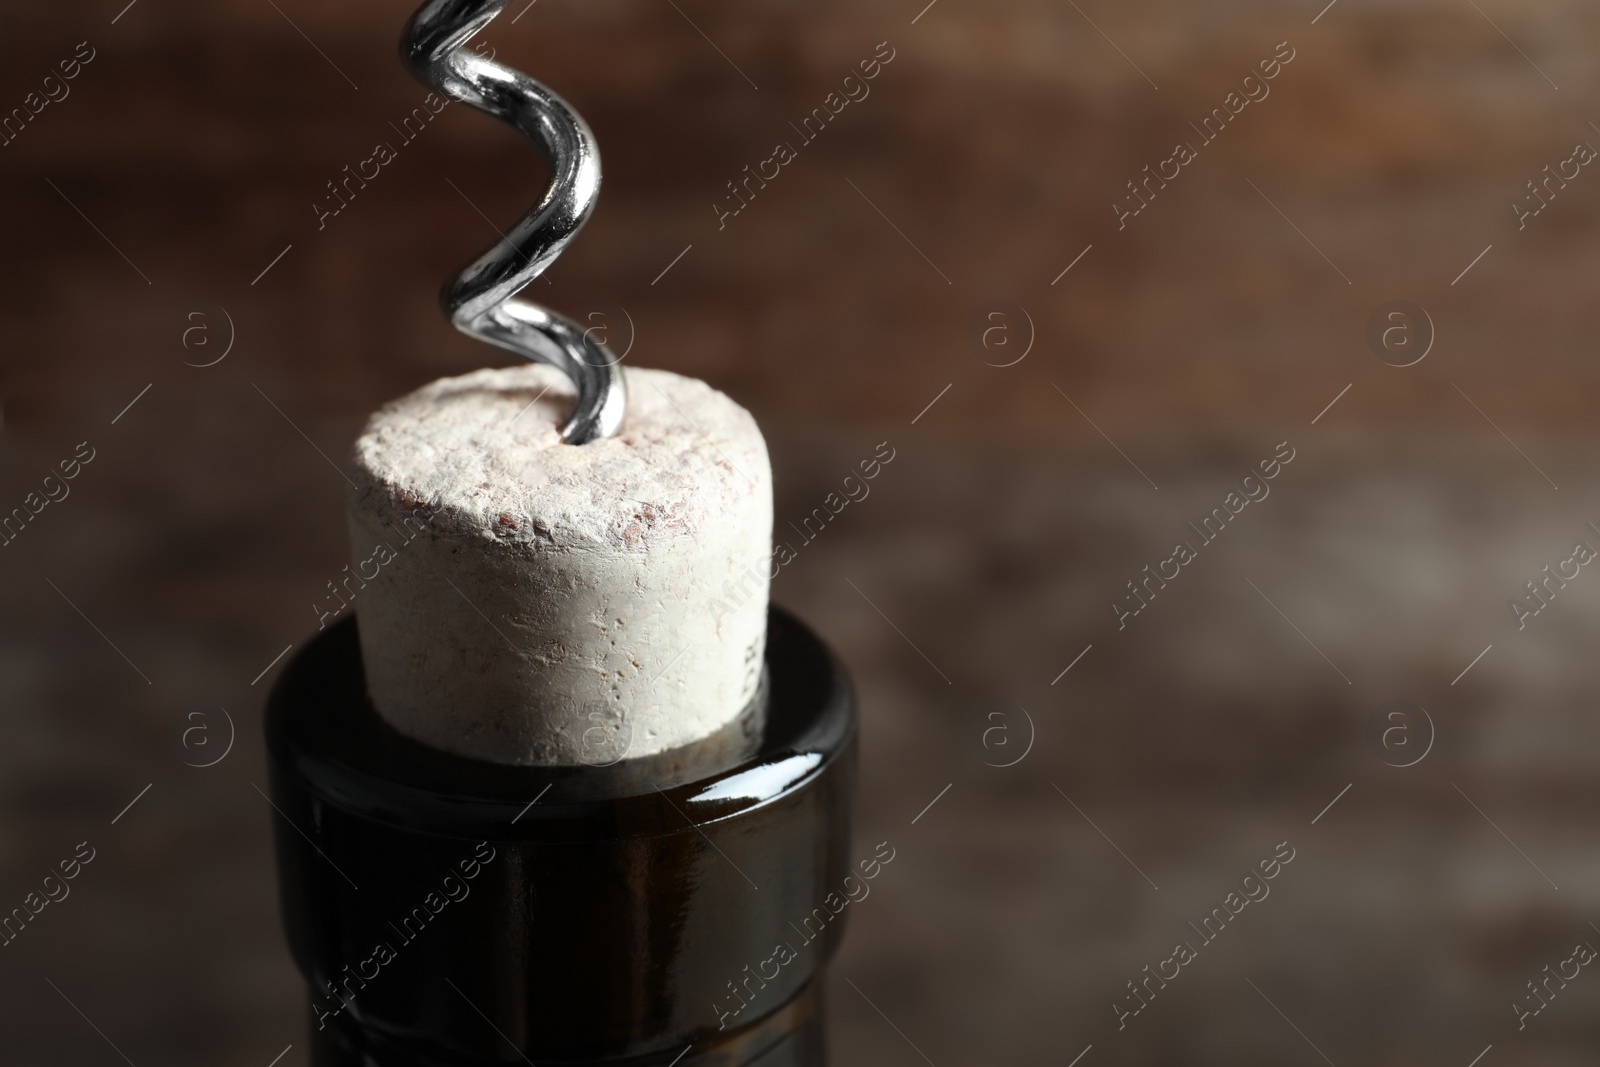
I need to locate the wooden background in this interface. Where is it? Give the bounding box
[2,0,1599,1063]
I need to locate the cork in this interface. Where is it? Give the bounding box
[344,364,772,767]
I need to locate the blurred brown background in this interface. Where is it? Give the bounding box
[3,0,1600,1063]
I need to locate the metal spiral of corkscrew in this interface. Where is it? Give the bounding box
[403,0,625,444]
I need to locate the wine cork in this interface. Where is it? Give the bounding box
[345,364,772,767]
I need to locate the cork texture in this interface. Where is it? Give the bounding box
[346,364,772,766]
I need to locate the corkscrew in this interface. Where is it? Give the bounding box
[402,0,625,444]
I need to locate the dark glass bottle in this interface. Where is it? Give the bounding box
[266,607,856,1066]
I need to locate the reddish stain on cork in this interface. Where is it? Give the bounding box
[620,501,688,547]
